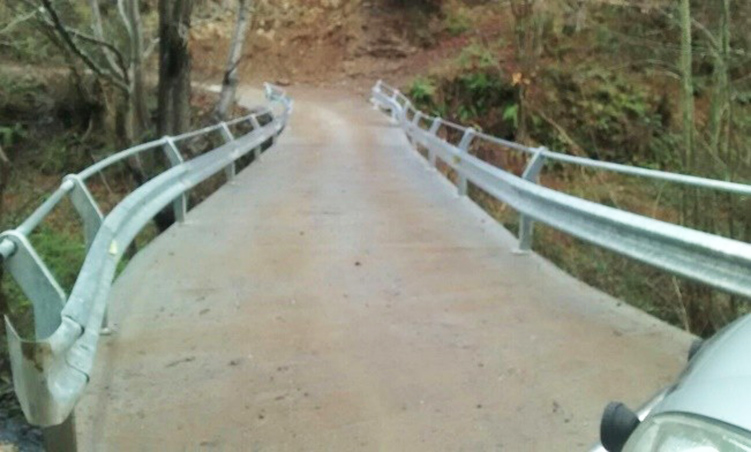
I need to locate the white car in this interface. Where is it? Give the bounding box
[594,313,751,452]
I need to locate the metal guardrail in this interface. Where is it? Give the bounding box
[371,80,751,300]
[0,83,293,429]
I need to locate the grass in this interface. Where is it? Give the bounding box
[444,7,471,36]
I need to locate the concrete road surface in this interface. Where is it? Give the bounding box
[77,87,693,451]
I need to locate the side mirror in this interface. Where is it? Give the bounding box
[600,402,640,452]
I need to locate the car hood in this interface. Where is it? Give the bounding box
[652,313,751,432]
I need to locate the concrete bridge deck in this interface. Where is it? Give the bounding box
[77,87,692,451]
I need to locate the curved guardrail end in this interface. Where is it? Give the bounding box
[5,316,85,427]
[0,231,65,339]
[0,84,293,430]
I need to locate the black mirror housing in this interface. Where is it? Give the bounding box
[600,402,640,452]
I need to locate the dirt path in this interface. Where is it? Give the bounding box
[76,87,692,451]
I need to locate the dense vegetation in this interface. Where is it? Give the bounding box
[403,0,751,336]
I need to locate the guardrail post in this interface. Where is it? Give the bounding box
[456,128,475,197]
[411,111,423,128]
[162,137,187,223]
[250,116,263,160]
[371,80,383,110]
[63,174,112,334]
[403,101,414,128]
[409,111,423,148]
[64,175,103,252]
[515,147,548,254]
[0,231,65,339]
[1,230,76,450]
[427,118,442,168]
[219,123,237,181]
[390,90,400,123]
[43,414,77,452]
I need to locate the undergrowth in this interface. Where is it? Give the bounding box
[405,33,751,337]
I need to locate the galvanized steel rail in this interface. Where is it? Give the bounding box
[371,80,751,300]
[0,84,292,429]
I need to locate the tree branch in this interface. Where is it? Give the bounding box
[64,26,130,81]
[38,0,129,92]
[690,17,720,56]
[143,37,159,60]
[88,0,128,79]
[0,8,38,35]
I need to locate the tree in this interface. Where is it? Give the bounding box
[9,0,152,146]
[679,0,695,224]
[509,0,546,145]
[214,0,252,121]
[121,0,149,138]
[158,0,194,136]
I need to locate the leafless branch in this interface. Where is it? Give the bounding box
[88,0,128,79]
[63,26,129,81]
[38,0,129,92]
[143,37,159,60]
[0,8,38,35]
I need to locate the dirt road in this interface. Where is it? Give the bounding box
[77,87,693,451]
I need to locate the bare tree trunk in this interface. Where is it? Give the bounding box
[510,0,543,145]
[718,0,737,314]
[173,0,193,134]
[708,1,730,170]
[720,0,731,167]
[114,88,135,146]
[158,0,193,136]
[679,0,695,226]
[158,0,175,136]
[122,0,149,139]
[86,0,140,146]
[155,0,193,233]
[88,0,125,80]
[215,0,251,120]
[678,0,709,335]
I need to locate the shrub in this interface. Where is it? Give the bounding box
[409,77,437,106]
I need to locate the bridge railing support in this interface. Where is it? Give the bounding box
[163,137,188,223]
[456,128,475,197]
[409,111,423,148]
[515,147,547,254]
[219,122,237,181]
[250,116,264,160]
[427,118,442,169]
[43,414,77,452]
